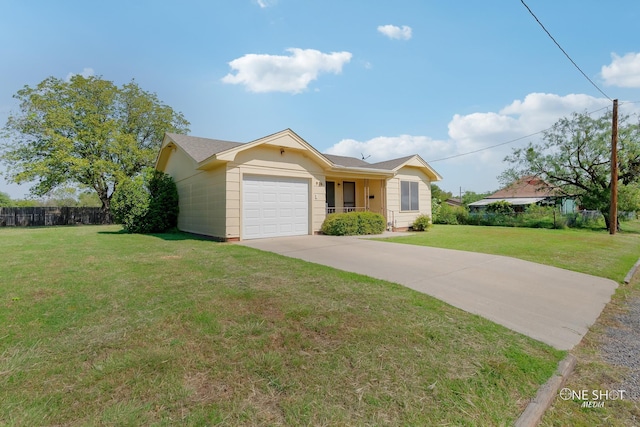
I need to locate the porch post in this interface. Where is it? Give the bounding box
[381,180,387,219]
[364,179,369,211]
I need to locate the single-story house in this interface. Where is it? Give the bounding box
[468,176,576,214]
[155,128,442,240]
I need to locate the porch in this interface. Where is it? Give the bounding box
[324,177,394,226]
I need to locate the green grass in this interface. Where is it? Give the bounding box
[0,225,563,426]
[380,222,640,282]
[381,221,640,426]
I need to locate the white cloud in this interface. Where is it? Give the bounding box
[65,67,94,82]
[326,135,451,163]
[601,52,640,88]
[377,25,412,40]
[221,48,352,93]
[256,0,276,8]
[449,93,610,162]
[324,93,619,193]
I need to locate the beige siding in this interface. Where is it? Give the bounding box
[225,166,241,239]
[162,146,198,182]
[162,147,227,237]
[367,179,385,215]
[311,179,327,235]
[178,168,227,237]
[386,167,433,229]
[226,146,327,240]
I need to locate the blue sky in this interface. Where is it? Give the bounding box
[2,0,640,199]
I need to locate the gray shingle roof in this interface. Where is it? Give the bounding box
[323,154,420,171]
[167,133,244,163]
[322,154,371,167]
[365,155,415,170]
[167,132,425,174]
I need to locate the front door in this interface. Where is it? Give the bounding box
[326,181,335,211]
[343,181,356,211]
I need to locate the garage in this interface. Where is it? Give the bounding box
[242,175,309,240]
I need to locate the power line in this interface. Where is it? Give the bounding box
[429,0,624,163]
[520,0,612,101]
[428,131,545,163]
[427,105,611,163]
[429,3,623,164]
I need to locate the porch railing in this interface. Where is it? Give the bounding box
[326,206,366,214]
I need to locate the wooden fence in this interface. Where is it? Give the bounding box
[0,207,111,227]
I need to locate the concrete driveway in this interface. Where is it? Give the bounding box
[238,234,618,350]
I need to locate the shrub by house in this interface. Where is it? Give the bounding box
[321,211,385,236]
[111,169,179,233]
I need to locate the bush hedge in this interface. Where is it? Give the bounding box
[111,169,179,233]
[411,214,432,231]
[433,203,468,225]
[466,205,568,229]
[432,197,619,230]
[321,211,386,236]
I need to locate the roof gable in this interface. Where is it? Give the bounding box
[368,155,442,181]
[156,130,442,181]
[212,128,333,168]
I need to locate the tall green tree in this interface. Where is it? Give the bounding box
[501,111,640,230]
[430,184,453,202]
[618,182,640,215]
[1,75,189,220]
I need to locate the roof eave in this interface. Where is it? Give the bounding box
[328,165,395,177]
[381,154,443,181]
[199,128,334,169]
[196,156,228,170]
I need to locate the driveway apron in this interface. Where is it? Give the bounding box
[237,235,618,350]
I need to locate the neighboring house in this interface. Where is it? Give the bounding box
[445,197,463,207]
[155,129,442,240]
[468,176,576,213]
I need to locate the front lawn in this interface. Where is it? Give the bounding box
[380,222,640,282]
[381,222,640,426]
[1,225,562,426]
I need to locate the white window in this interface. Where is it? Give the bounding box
[401,181,419,211]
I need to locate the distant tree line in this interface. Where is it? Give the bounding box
[0,187,102,207]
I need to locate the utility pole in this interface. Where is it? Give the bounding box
[609,99,618,235]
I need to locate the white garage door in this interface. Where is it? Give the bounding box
[242,176,309,240]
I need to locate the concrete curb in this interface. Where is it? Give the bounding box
[514,354,577,427]
[624,258,640,284]
[515,255,638,426]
